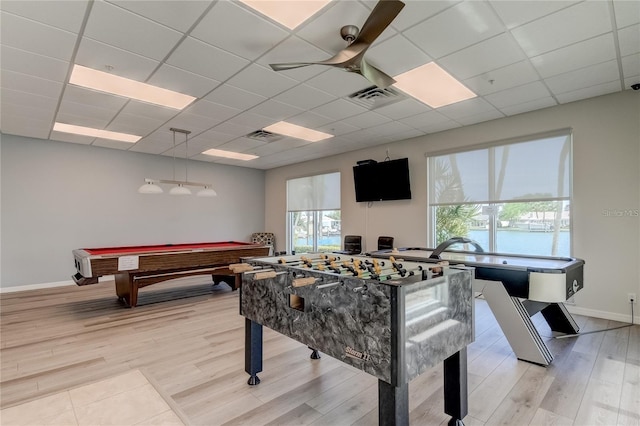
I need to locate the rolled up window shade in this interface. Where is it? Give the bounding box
[287,172,340,211]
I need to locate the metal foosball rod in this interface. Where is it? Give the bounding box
[316,281,341,289]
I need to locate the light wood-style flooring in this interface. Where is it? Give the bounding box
[1,277,638,425]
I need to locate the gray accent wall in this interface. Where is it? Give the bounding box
[265,91,640,322]
[0,134,265,288]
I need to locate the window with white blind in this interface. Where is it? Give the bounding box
[428,131,572,256]
[287,172,341,254]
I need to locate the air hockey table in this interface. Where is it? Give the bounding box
[369,238,585,366]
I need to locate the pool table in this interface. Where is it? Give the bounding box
[72,241,270,307]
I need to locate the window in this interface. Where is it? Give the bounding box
[287,172,341,254]
[428,131,572,257]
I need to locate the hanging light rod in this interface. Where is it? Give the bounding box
[138,128,217,197]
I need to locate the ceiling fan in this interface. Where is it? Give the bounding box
[269,0,406,89]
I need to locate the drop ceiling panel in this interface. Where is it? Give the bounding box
[192,1,289,61]
[455,109,505,126]
[0,11,78,61]
[107,113,166,136]
[185,100,241,122]
[485,81,552,109]
[545,60,620,95]
[341,111,392,129]
[147,64,220,98]
[0,0,89,33]
[188,129,237,151]
[304,68,371,97]
[316,120,360,136]
[510,1,612,56]
[108,0,212,33]
[83,0,183,61]
[390,0,459,31]
[618,24,640,57]
[273,84,336,111]
[226,64,298,98]
[489,0,579,29]
[1,114,52,139]
[437,97,499,120]
[555,80,622,104]
[247,100,304,121]
[500,96,557,116]
[404,1,505,59]
[399,110,454,131]
[374,98,430,120]
[621,53,640,79]
[226,112,275,130]
[0,46,70,83]
[439,33,527,81]
[62,85,129,111]
[204,85,266,111]
[92,138,136,150]
[166,36,250,81]
[215,137,264,153]
[1,103,55,129]
[2,88,59,114]
[164,112,226,136]
[1,70,64,99]
[613,0,640,29]
[530,33,617,78]
[255,36,330,82]
[118,100,179,122]
[287,111,334,128]
[250,138,311,157]
[75,37,160,81]
[310,99,368,121]
[367,35,432,76]
[56,101,118,128]
[463,60,540,96]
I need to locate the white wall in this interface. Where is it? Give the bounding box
[265,91,640,321]
[1,134,265,289]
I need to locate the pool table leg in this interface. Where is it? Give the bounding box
[115,273,138,308]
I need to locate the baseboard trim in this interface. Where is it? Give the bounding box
[565,304,639,324]
[0,275,115,294]
[1,280,76,293]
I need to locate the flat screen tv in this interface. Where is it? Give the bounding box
[353,158,412,202]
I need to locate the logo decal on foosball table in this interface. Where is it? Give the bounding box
[345,346,371,361]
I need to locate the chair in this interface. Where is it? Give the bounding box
[377,236,394,251]
[251,232,275,255]
[335,235,362,255]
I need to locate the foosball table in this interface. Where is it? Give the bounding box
[232,253,474,426]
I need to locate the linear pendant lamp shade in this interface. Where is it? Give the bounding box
[138,128,216,198]
[138,181,164,194]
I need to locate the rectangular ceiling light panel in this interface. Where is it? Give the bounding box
[202,148,259,161]
[239,0,331,30]
[53,122,141,143]
[393,62,477,108]
[69,65,196,110]
[264,121,333,142]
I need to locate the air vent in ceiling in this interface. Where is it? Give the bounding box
[245,129,282,143]
[347,85,405,110]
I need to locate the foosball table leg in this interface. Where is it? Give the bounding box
[308,347,321,359]
[444,348,468,426]
[245,318,263,385]
[378,380,409,426]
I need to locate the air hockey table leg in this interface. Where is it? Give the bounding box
[444,348,467,426]
[482,282,553,366]
[245,318,263,385]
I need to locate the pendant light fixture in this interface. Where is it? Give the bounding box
[138,128,217,197]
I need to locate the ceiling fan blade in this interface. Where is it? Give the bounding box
[358,59,396,89]
[269,62,317,71]
[355,0,405,45]
[270,46,364,71]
